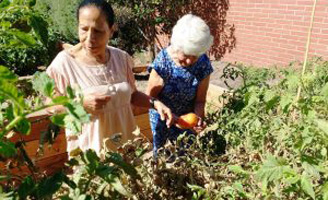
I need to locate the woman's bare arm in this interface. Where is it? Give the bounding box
[146,69,164,97]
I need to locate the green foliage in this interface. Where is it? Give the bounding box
[208,58,328,199]
[0,0,59,75]
[57,150,137,199]
[35,0,190,55]
[34,0,79,43]
[0,64,90,198]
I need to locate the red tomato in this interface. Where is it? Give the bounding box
[176,113,199,129]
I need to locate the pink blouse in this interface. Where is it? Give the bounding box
[47,46,137,155]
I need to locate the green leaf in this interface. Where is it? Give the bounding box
[0,21,11,29]
[15,118,31,135]
[28,0,36,7]
[228,165,249,176]
[107,152,139,179]
[66,86,75,99]
[4,104,15,124]
[0,80,25,111]
[0,186,13,200]
[18,176,35,199]
[233,182,247,198]
[302,162,320,180]
[0,108,3,126]
[110,177,131,197]
[8,30,36,46]
[286,73,300,90]
[321,182,328,200]
[69,103,89,123]
[62,174,77,189]
[264,90,279,110]
[29,15,48,46]
[63,115,81,134]
[301,175,315,199]
[135,148,146,157]
[245,91,258,106]
[36,172,64,198]
[95,165,115,178]
[317,119,328,136]
[320,82,328,98]
[52,96,69,104]
[83,149,100,173]
[32,72,55,97]
[285,175,300,185]
[279,93,293,112]
[0,176,7,181]
[321,148,327,157]
[0,0,10,8]
[187,183,207,200]
[65,102,89,121]
[0,141,17,158]
[256,155,293,186]
[0,65,17,82]
[50,113,66,127]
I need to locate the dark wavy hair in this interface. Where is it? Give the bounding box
[77,0,115,27]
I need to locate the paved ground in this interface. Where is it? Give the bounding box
[134,61,244,93]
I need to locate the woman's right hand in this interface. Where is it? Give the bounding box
[83,94,111,114]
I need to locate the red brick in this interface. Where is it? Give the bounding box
[205,0,328,67]
[297,1,316,6]
[294,10,311,15]
[288,5,306,11]
[270,4,288,10]
[279,0,297,5]
[248,0,264,3]
[269,13,286,19]
[292,21,310,27]
[291,31,308,37]
[275,19,293,25]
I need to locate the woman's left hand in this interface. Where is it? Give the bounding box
[154,100,175,128]
[193,117,206,133]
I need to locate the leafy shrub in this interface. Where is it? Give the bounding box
[35,0,191,56]
[0,0,60,76]
[35,0,79,44]
[208,58,328,199]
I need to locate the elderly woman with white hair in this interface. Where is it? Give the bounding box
[146,14,214,156]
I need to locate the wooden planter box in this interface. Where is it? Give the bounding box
[0,107,152,177]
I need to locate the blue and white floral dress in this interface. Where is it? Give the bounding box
[148,48,213,155]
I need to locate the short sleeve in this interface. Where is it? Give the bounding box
[148,50,168,80]
[195,54,213,81]
[46,54,69,95]
[125,54,137,93]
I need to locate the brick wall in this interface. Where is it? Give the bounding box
[222,0,328,67]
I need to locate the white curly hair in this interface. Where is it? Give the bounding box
[170,14,213,56]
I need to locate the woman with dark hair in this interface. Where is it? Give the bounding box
[46,0,174,156]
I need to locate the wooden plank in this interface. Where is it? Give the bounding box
[140,128,152,142]
[132,106,148,116]
[1,153,68,178]
[35,153,68,175]
[132,65,149,73]
[135,113,150,131]
[11,110,65,143]
[23,133,67,160]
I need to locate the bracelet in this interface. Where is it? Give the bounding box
[149,97,157,109]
